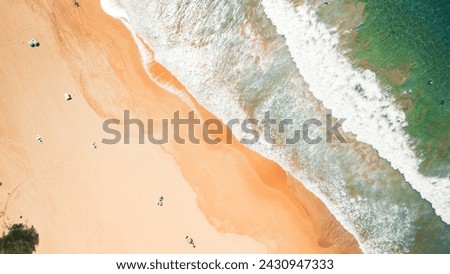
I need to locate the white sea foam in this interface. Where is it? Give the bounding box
[117,0,250,125]
[261,0,450,224]
[100,0,197,106]
[101,0,154,67]
[100,0,129,21]
[100,0,449,253]
[101,0,371,252]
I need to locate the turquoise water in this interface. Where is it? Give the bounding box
[351,0,450,252]
[314,0,450,253]
[346,0,449,177]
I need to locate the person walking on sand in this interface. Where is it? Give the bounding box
[35,134,43,143]
[156,196,164,206]
[185,236,196,248]
[74,1,80,8]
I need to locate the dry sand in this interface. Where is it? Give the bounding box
[0,0,360,253]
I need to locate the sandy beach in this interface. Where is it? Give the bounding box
[0,0,360,253]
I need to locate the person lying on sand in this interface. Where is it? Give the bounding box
[64,93,72,101]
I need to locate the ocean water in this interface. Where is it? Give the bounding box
[315,0,450,179]
[104,0,450,253]
[349,0,449,178]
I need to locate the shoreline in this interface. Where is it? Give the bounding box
[0,0,360,253]
[104,0,364,252]
[100,0,361,253]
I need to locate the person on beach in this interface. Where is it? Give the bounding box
[91,142,97,149]
[156,196,164,206]
[64,93,72,101]
[185,236,196,248]
[28,39,40,48]
[74,2,80,8]
[35,134,43,143]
